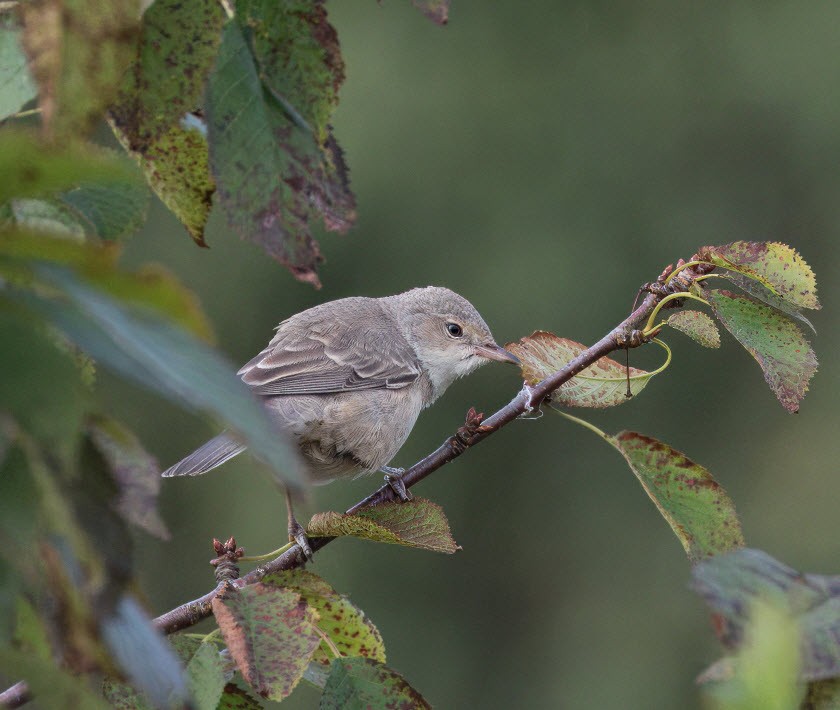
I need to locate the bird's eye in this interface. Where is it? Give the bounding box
[446,322,463,338]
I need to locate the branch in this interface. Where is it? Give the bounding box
[152,262,710,635]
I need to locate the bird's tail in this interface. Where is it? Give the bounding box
[161,432,246,477]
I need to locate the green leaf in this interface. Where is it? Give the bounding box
[2,198,88,238]
[206,13,355,286]
[692,548,840,681]
[0,129,140,204]
[10,265,305,489]
[108,0,225,243]
[110,0,225,146]
[0,18,38,120]
[212,583,322,701]
[264,570,386,666]
[217,683,264,709]
[411,0,451,25]
[19,0,140,138]
[99,595,190,710]
[707,289,817,413]
[665,311,720,348]
[86,415,169,539]
[0,230,214,340]
[608,432,744,563]
[0,649,111,710]
[722,271,817,334]
[699,598,803,710]
[169,635,227,710]
[699,241,820,311]
[506,330,654,407]
[58,181,150,241]
[0,309,90,466]
[112,120,215,245]
[320,657,431,710]
[308,498,459,553]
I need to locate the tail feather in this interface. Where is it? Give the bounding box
[161,432,246,477]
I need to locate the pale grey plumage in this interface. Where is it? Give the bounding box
[162,286,517,487]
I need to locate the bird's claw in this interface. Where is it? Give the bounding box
[381,466,412,502]
[288,519,313,560]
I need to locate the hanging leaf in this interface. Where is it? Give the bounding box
[264,570,386,666]
[9,264,305,489]
[86,415,169,540]
[665,311,720,348]
[506,331,655,407]
[698,241,820,311]
[307,498,459,554]
[206,6,355,286]
[0,18,38,121]
[19,0,140,138]
[212,583,321,701]
[698,598,803,710]
[707,289,817,413]
[722,271,817,334]
[692,548,840,681]
[169,634,227,710]
[320,657,431,710]
[608,432,744,563]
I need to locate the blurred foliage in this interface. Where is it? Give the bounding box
[1,0,840,708]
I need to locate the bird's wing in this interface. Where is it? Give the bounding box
[238,299,422,396]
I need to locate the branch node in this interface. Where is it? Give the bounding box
[211,536,244,582]
[614,328,647,349]
[449,407,487,454]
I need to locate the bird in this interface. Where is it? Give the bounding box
[162,286,519,557]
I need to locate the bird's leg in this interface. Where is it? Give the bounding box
[284,487,313,560]
[380,465,412,502]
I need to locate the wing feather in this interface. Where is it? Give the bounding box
[238,297,421,396]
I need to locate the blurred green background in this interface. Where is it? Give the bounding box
[108,2,839,707]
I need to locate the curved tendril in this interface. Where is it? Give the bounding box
[644,292,710,334]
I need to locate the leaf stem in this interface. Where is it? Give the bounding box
[553,410,610,441]
[665,260,714,284]
[644,292,709,334]
[240,542,294,562]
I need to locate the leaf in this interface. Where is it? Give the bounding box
[169,635,227,710]
[108,0,225,243]
[692,548,840,681]
[0,18,38,120]
[10,264,305,489]
[99,595,190,710]
[707,289,817,413]
[506,331,654,407]
[320,657,431,710]
[699,241,820,311]
[411,0,451,25]
[2,198,88,238]
[19,0,140,138]
[112,120,215,245]
[665,311,720,348]
[608,432,744,563]
[102,678,154,710]
[58,181,150,241]
[0,649,111,710]
[217,683,264,709]
[86,415,169,539]
[307,498,459,554]
[212,583,322,701]
[0,309,90,466]
[0,230,214,340]
[0,129,139,203]
[206,11,355,286]
[722,271,817,334]
[264,570,386,666]
[110,0,225,146]
[699,598,803,710]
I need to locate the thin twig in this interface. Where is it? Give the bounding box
[153,265,715,635]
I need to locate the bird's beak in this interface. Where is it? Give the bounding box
[473,342,520,365]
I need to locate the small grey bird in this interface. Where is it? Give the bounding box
[162,286,519,556]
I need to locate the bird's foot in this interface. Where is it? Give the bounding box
[288,519,313,561]
[381,466,412,502]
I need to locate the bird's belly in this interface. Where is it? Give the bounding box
[264,388,425,484]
